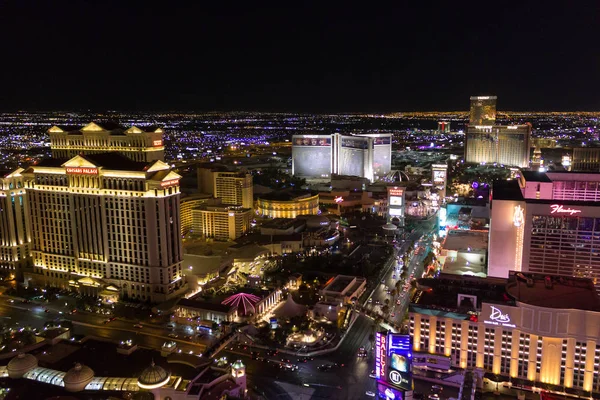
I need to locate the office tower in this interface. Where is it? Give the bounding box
[291,133,392,182]
[469,96,497,125]
[197,167,253,209]
[0,168,31,279]
[489,170,600,291]
[465,124,532,168]
[23,153,186,302]
[437,121,451,133]
[48,122,165,163]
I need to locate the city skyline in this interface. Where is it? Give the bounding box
[1,3,599,112]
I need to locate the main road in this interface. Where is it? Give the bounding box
[0,300,209,355]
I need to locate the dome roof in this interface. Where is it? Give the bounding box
[382,223,397,231]
[138,362,170,389]
[306,215,330,228]
[231,359,245,370]
[7,353,38,378]
[63,363,94,392]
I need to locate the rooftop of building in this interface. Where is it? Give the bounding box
[33,152,151,172]
[442,230,488,252]
[491,180,524,201]
[506,271,600,312]
[521,170,552,183]
[258,190,316,202]
[411,274,511,312]
[49,122,162,135]
[323,275,364,294]
[261,218,306,230]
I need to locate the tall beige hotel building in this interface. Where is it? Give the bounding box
[4,122,186,302]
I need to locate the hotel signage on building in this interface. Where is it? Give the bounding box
[153,139,163,147]
[550,204,581,215]
[482,304,517,328]
[375,332,386,380]
[65,167,98,175]
[388,188,403,197]
[160,179,179,188]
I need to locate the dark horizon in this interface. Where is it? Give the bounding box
[2,3,599,113]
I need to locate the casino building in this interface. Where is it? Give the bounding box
[256,191,319,219]
[48,122,165,163]
[291,133,392,182]
[409,272,600,396]
[489,171,600,291]
[21,153,187,302]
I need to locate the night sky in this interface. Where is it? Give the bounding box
[1,2,599,112]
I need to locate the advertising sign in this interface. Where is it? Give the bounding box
[388,188,403,197]
[482,303,518,328]
[373,137,392,145]
[293,137,331,146]
[341,138,368,149]
[65,167,98,175]
[153,139,163,146]
[377,382,404,400]
[390,196,403,206]
[375,332,387,380]
[387,334,412,391]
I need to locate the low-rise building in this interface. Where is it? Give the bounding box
[320,275,367,305]
[256,190,319,218]
[438,230,488,277]
[192,206,252,241]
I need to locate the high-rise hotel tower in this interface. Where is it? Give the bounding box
[465,96,531,168]
[22,153,186,302]
[48,122,165,163]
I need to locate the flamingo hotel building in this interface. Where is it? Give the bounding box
[409,272,600,396]
[488,171,600,291]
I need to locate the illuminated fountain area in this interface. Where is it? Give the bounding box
[285,329,325,348]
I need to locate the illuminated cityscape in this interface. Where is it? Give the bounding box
[2,3,600,400]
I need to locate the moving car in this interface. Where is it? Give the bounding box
[366,391,376,397]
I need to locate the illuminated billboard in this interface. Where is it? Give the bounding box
[389,208,403,217]
[376,382,404,400]
[293,136,331,146]
[390,196,403,206]
[373,137,391,145]
[433,170,446,184]
[387,334,412,391]
[341,137,368,149]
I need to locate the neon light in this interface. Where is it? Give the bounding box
[513,205,524,227]
[334,196,343,203]
[484,305,516,328]
[378,334,387,380]
[160,180,179,188]
[153,140,163,146]
[375,332,382,379]
[222,293,262,315]
[66,167,98,175]
[550,204,581,215]
[388,189,403,196]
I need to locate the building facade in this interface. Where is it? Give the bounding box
[465,124,532,168]
[469,96,497,126]
[0,168,31,279]
[409,273,600,395]
[197,167,253,209]
[48,122,165,163]
[489,171,600,290]
[572,147,600,172]
[292,133,392,182]
[191,206,252,241]
[22,153,186,302]
[180,194,213,236]
[256,191,319,219]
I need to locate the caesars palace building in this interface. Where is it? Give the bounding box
[409,273,600,395]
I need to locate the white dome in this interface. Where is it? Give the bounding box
[63,363,94,392]
[7,353,38,378]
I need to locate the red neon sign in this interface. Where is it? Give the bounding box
[160,180,179,188]
[378,335,387,379]
[550,204,581,215]
[153,140,163,146]
[66,167,98,175]
[388,189,403,196]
